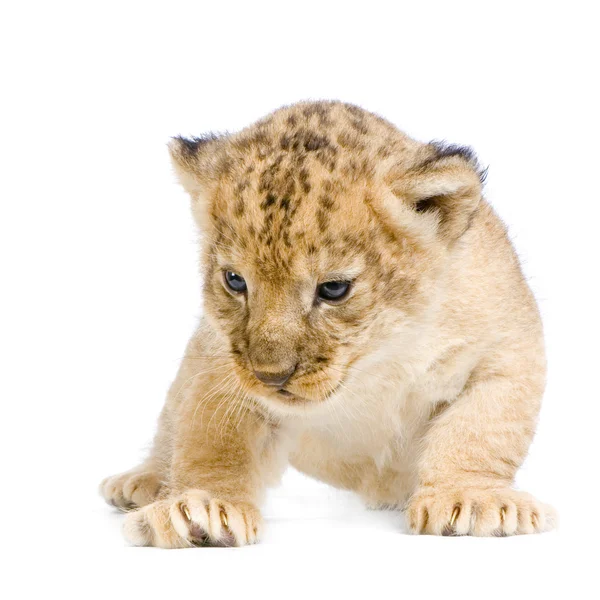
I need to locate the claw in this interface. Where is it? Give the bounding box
[181,503,191,522]
[450,505,460,527]
[219,507,229,529]
[500,506,507,522]
[531,513,539,529]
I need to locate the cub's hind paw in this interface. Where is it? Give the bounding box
[100,469,162,510]
[406,487,557,536]
[123,490,261,548]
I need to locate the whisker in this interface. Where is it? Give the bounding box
[233,381,256,431]
[172,362,232,407]
[191,372,237,430]
[216,378,247,440]
[201,374,239,432]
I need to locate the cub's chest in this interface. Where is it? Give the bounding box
[298,344,477,465]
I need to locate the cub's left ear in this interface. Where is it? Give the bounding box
[389,143,486,242]
[168,133,222,198]
[168,133,226,231]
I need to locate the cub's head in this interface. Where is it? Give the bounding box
[170,101,483,416]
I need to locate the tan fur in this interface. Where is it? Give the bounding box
[100,101,555,546]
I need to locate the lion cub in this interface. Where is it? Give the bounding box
[101,101,555,546]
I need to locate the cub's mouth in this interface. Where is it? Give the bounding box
[231,362,345,409]
[259,376,343,407]
[270,388,310,405]
[264,385,313,405]
[227,350,349,412]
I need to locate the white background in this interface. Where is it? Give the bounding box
[1,1,598,598]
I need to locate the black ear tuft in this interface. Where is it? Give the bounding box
[431,141,477,163]
[428,141,487,185]
[172,133,220,157]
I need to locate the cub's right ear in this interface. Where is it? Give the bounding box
[168,133,221,198]
[386,143,485,243]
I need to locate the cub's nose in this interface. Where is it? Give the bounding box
[253,366,295,387]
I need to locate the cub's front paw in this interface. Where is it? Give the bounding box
[123,490,262,548]
[406,487,557,536]
[100,469,162,510]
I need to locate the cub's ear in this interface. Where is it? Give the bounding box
[168,133,222,198]
[388,143,486,242]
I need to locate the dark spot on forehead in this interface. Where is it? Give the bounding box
[365,248,383,268]
[283,177,296,198]
[261,193,277,210]
[235,198,245,216]
[342,159,358,179]
[304,132,331,152]
[343,104,364,118]
[236,180,249,193]
[299,168,311,194]
[337,131,364,151]
[377,144,391,158]
[215,156,234,177]
[301,103,333,125]
[349,116,369,136]
[279,134,293,151]
[322,180,332,193]
[342,232,368,253]
[258,155,284,192]
[318,194,336,210]
[316,208,329,233]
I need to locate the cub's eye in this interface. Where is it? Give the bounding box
[224,271,247,293]
[317,281,351,302]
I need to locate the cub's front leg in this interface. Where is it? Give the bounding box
[123,377,281,548]
[406,370,557,536]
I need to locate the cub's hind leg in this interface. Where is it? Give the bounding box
[100,462,163,510]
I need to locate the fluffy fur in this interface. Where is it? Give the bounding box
[100,101,555,547]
